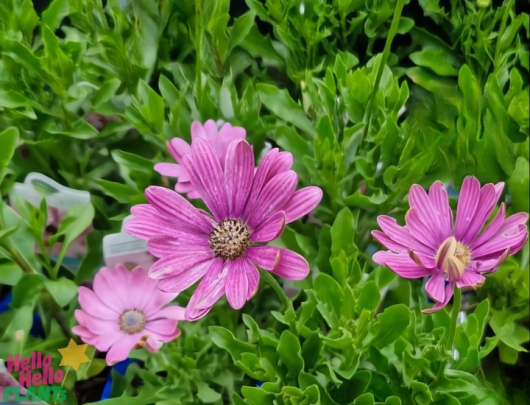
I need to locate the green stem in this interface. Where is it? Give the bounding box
[259,268,292,312]
[494,0,515,71]
[195,0,203,113]
[445,285,462,353]
[362,0,406,139]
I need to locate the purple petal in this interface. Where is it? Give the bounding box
[273,248,310,280]
[168,138,191,162]
[246,260,260,299]
[225,259,250,309]
[187,138,230,220]
[146,235,210,258]
[469,204,506,249]
[377,216,432,254]
[250,211,286,242]
[471,226,528,258]
[282,186,323,224]
[145,186,213,234]
[156,260,213,293]
[148,250,213,280]
[265,151,293,182]
[154,163,185,177]
[409,184,445,244]
[405,208,439,250]
[456,270,485,289]
[248,171,298,229]
[461,184,499,244]
[371,230,408,253]
[185,259,228,321]
[454,177,481,240]
[425,272,446,303]
[245,245,281,270]
[422,281,455,313]
[428,181,453,240]
[373,251,432,278]
[225,140,254,217]
[494,182,505,199]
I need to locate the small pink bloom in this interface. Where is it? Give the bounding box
[72,265,185,365]
[126,138,323,320]
[372,178,528,313]
[154,120,246,199]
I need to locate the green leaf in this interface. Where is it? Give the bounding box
[195,381,222,403]
[209,326,257,360]
[356,281,380,313]
[353,393,375,405]
[330,208,357,256]
[159,75,180,107]
[91,78,122,108]
[44,277,78,307]
[409,49,460,76]
[0,127,19,171]
[229,11,256,52]
[11,274,44,308]
[507,157,529,213]
[257,84,316,137]
[42,0,69,31]
[277,330,304,378]
[314,273,343,328]
[369,304,411,349]
[0,261,23,285]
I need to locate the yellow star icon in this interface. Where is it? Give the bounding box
[57,339,91,371]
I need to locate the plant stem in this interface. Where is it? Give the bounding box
[445,285,462,353]
[362,0,406,139]
[259,268,292,312]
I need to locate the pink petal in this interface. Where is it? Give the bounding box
[272,248,310,280]
[144,186,213,234]
[75,310,120,335]
[250,211,286,242]
[149,306,186,321]
[187,138,229,220]
[78,287,119,320]
[146,235,210,258]
[471,226,528,258]
[494,182,505,199]
[377,216,432,254]
[167,138,191,162]
[144,319,178,336]
[454,177,481,240]
[469,204,506,249]
[461,184,499,244]
[456,271,485,289]
[422,281,455,313]
[248,171,298,229]
[92,267,128,312]
[105,333,143,365]
[425,272,446,303]
[128,267,178,315]
[185,259,228,320]
[371,230,408,253]
[245,260,260,299]
[498,212,529,235]
[265,151,293,182]
[148,249,213,279]
[428,181,453,240]
[405,208,439,250]
[126,204,179,240]
[156,260,213,293]
[225,140,254,217]
[409,184,444,243]
[282,186,323,224]
[154,163,185,177]
[225,259,250,310]
[373,251,432,278]
[245,245,281,270]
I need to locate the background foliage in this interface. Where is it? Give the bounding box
[0,0,528,404]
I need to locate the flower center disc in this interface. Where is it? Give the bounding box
[119,310,146,334]
[209,219,250,261]
[435,236,471,280]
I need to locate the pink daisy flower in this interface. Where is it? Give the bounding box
[154,120,246,199]
[125,138,323,320]
[72,265,185,365]
[372,177,528,313]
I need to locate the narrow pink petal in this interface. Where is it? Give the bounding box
[148,250,213,279]
[272,248,310,280]
[494,182,505,199]
[185,260,228,320]
[265,151,293,182]
[145,337,163,351]
[371,230,408,253]
[92,268,128,312]
[469,204,506,249]
[149,306,186,321]
[410,250,437,268]
[282,187,323,224]
[250,211,286,242]
[128,267,178,314]
[461,184,499,244]
[106,334,143,365]
[457,271,485,289]
[377,216,432,254]
[405,209,439,250]
[225,259,249,310]
[428,181,453,240]
[156,260,213,293]
[188,138,229,220]
[154,163,185,178]
[373,251,432,278]
[225,140,254,217]
[471,227,528,258]
[245,245,281,270]
[497,212,529,235]
[425,272,446,303]
[78,287,119,320]
[245,260,260,299]
[126,204,179,240]
[168,138,191,162]
[454,177,481,240]
[248,171,298,229]
[191,121,209,140]
[75,310,120,335]
[409,184,444,243]
[145,186,213,234]
[422,281,455,313]
[144,319,178,336]
[146,235,210,258]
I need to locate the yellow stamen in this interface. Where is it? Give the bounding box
[435,236,471,280]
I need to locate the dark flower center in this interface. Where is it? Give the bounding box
[209,219,251,261]
[119,310,146,334]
